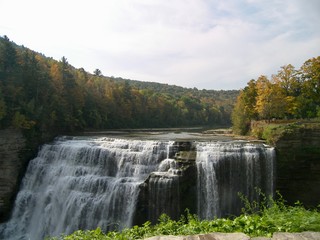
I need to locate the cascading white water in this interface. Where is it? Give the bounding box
[0,137,276,240]
[196,141,275,219]
[147,172,180,223]
[0,137,173,240]
[147,156,181,223]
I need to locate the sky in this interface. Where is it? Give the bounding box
[0,0,319,90]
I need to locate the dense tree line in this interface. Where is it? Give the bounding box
[115,77,238,100]
[232,56,320,135]
[0,36,237,138]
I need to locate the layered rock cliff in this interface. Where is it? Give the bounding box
[0,129,27,222]
[274,123,320,207]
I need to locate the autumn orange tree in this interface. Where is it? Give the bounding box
[232,56,320,135]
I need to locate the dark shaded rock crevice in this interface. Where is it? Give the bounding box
[134,141,197,225]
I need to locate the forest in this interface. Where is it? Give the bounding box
[1,35,319,140]
[232,56,320,135]
[0,35,238,139]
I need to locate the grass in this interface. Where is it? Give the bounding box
[250,119,320,145]
[49,192,320,240]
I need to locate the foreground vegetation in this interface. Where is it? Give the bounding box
[50,193,320,240]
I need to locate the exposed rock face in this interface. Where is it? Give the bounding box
[0,129,27,222]
[145,232,250,240]
[275,126,320,207]
[144,232,320,240]
[134,141,197,225]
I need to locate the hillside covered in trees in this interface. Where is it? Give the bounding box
[0,36,238,139]
[232,56,320,135]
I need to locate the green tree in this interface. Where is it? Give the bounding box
[0,36,241,131]
[60,57,85,130]
[12,111,35,129]
[255,76,288,120]
[274,64,300,96]
[94,68,102,76]
[232,90,251,135]
[299,56,320,118]
[0,35,23,126]
[272,64,300,118]
[242,79,258,120]
[255,76,272,120]
[0,86,6,122]
[0,35,17,77]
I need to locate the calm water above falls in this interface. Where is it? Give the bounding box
[0,135,275,240]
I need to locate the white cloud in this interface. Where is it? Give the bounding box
[0,0,319,89]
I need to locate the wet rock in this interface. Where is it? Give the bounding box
[0,128,26,222]
[134,141,197,225]
[272,231,320,240]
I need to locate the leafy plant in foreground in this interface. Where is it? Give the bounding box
[49,193,320,239]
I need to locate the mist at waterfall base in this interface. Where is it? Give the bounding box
[0,135,275,240]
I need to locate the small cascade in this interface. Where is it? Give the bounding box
[147,172,180,223]
[142,145,181,223]
[196,147,221,218]
[0,137,173,240]
[196,141,275,219]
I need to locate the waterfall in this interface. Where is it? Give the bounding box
[147,172,180,223]
[147,157,180,223]
[0,137,172,240]
[196,141,275,219]
[0,137,275,240]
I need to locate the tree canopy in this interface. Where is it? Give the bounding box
[232,56,320,135]
[0,36,238,138]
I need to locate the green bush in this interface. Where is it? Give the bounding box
[49,192,320,239]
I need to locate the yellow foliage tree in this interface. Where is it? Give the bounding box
[255,76,288,120]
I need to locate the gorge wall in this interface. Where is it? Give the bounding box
[275,124,320,207]
[0,129,27,222]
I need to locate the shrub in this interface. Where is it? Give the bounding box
[50,193,320,239]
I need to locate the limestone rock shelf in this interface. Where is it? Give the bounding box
[145,231,320,240]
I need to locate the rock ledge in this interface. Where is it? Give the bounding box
[144,231,320,240]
